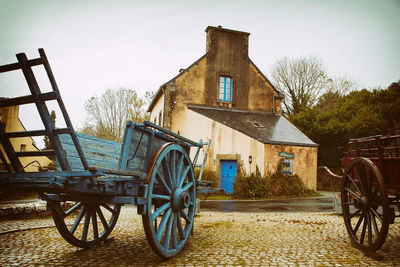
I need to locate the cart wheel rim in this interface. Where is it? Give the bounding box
[51,198,121,248]
[142,143,196,258]
[341,157,389,251]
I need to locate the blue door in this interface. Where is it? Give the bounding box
[220,160,237,193]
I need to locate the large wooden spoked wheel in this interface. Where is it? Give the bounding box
[51,199,121,248]
[341,157,389,251]
[142,143,196,258]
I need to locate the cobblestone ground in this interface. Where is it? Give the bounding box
[1,206,400,266]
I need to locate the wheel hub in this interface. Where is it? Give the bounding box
[354,196,369,211]
[361,196,369,210]
[171,187,190,211]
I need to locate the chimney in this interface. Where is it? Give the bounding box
[205,26,250,57]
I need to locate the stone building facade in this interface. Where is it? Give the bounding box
[148,26,318,192]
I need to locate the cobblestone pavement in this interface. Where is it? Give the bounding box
[1,206,400,266]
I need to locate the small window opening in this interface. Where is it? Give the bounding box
[251,122,264,128]
[158,111,162,126]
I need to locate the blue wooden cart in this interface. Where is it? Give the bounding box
[0,49,208,258]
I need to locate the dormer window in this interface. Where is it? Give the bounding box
[251,122,264,128]
[219,76,232,102]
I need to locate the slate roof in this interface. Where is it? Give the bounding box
[188,105,318,147]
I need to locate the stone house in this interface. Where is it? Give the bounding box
[147,26,318,192]
[0,105,52,172]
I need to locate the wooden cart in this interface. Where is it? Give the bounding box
[0,49,209,258]
[320,135,400,251]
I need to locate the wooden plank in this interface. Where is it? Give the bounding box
[59,134,121,154]
[59,133,122,171]
[0,58,43,73]
[6,128,71,138]
[0,91,59,108]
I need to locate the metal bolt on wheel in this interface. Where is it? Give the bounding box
[341,157,389,251]
[51,199,121,248]
[142,143,196,258]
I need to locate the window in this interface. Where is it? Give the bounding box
[219,76,232,102]
[158,111,162,126]
[251,122,264,128]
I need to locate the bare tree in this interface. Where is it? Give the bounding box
[270,56,359,117]
[325,75,358,95]
[270,56,327,116]
[80,88,148,142]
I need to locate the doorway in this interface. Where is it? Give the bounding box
[220,160,237,194]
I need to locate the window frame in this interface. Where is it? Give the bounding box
[218,76,233,102]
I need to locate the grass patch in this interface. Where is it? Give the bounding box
[197,193,233,200]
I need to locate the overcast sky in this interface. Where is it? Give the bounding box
[1,0,399,147]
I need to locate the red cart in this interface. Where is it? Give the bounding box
[320,135,400,251]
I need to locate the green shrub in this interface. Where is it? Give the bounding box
[233,162,317,199]
[233,166,269,199]
[269,161,316,197]
[194,168,219,187]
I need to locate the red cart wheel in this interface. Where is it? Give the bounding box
[341,157,389,251]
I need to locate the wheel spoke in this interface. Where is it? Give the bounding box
[182,181,194,192]
[177,213,185,239]
[370,207,383,223]
[152,202,171,221]
[177,165,191,188]
[345,187,361,200]
[369,209,380,237]
[347,174,362,195]
[100,204,115,215]
[157,208,172,241]
[353,213,364,235]
[91,208,99,240]
[81,207,91,241]
[96,206,110,231]
[349,208,362,219]
[180,210,191,223]
[360,216,367,245]
[176,154,184,184]
[70,205,86,235]
[162,157,173,189]
[64,202,82,218]
[152,194,171,200]
[355,166,367,195]
[172,213,178,249]
[156,170,171,194]
[367,211,373,246]
[163,211,174,249]
[171,150,176,187]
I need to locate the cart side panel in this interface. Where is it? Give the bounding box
[124,130,168,173]
[376,158,400,190]
[58,133,121,171]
